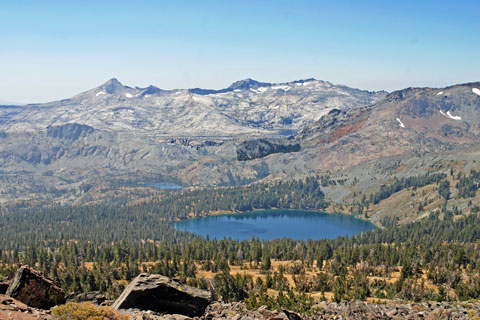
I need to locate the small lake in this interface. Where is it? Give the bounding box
[147,183,183,189]
[174,209,376,241]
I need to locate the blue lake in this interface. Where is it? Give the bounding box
[174,209,376,241]
[147,183,183,189]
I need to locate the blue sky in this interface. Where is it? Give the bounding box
[0,0,479,103]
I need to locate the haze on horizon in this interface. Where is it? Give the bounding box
[0,0,479,104]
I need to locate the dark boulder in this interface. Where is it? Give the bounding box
[6,265,65,309]
[0,279,9,294]
[283,309,302,320]
[112,273,212,317]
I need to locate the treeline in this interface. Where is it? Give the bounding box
[456,169,480,198]
[369,172,446,204]
[165,176,328,216]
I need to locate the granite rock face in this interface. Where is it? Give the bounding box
[112,273,212,317]
[5,266,65,309]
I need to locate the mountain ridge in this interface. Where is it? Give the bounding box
[0,79,479,210]
[0,77,386,136]
[18,77,386,102]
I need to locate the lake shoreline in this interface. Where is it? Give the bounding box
[175,207,380,227]
[174,209,376,241]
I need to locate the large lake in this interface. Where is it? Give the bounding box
[174,209,376,241]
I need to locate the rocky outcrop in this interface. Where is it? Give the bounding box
[0,294,52,319]
[299,107,371,145]
[46,123,94,140]
[66,291,106,305]
[5,266,65,309]
[237,138,300,161]
[112,273,212,317]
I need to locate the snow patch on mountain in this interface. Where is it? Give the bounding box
[396,118,405,128]
[473,88,480,96]
[439,110,461,120]
[96,91,105,97]
[446,111,461,121]
[437,91,443,95]
[271,85,290,91]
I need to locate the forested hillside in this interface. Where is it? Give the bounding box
[1,176,479,310]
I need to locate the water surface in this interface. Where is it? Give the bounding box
[174,209,375,241]
[147,183,183,189]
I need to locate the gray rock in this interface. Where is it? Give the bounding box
[46,123,94,140]
[67,290,106,305]
[256,305,277,319]
[112,273,212,317]
[425,307,452,320]
[385,307,398,317]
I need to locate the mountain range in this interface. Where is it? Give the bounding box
[0,78,384,136]
[0,78,479,211]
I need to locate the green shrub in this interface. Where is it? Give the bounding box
[52,302,129,320]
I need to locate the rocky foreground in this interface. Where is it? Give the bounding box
[3,295,479,320]
[0,266,479,320]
